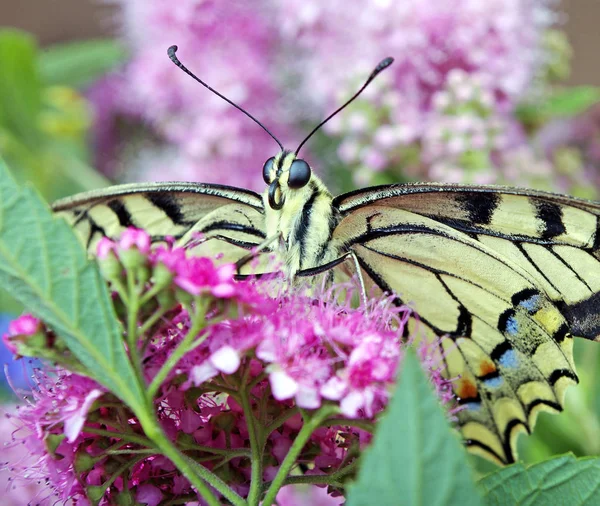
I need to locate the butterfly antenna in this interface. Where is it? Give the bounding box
[295,57,394,155]
[167,45,284,150]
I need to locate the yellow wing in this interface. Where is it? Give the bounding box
[53,182,271,272]
[332,183,600,464]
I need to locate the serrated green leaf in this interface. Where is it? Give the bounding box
[347,351,483,506]
[479,454,600,505]
[0,159,147,415]
[39,39,127,89]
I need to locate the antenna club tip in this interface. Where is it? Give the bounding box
[168,45,178,57]
[380,56,394,68]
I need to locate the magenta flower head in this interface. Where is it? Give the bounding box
[4,227,456,504]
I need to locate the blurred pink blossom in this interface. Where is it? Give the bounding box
[95,0,296,190]
[280,0,557,184]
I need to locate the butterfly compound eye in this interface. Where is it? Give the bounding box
[288,159,311,189]
[263,157,275,184]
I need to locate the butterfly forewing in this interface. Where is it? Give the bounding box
[52,182,268,273]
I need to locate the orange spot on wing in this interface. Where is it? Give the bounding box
[478,360,497,377]
[456,378,478,400]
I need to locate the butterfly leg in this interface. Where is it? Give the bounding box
[234,235,280,274]
[296,251,368,306]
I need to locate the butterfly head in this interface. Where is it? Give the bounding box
[263,151,312,210]
[167,46,394,212]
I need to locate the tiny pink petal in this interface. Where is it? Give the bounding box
[320,377,347,401]
[136,483,163,506]
[295,387,321,409]
[216,263,236,281]
[211,283,236,298]
[119,227,151,253]
[96,237,116,259]
[340,391,365,418]
[64,389,103,443]
[256,338,277,362]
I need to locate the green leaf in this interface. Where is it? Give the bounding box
[39,39,127,89]
[479,454,600,505]
[0,29,43,145]
[347,351,483,506]
[517,87,600,126]
[542,87,600,118]
[0,159,147,416]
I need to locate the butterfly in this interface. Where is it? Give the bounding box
[53,46,600,466]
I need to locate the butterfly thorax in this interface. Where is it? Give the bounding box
[262,151,341,277]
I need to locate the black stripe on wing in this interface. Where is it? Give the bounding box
[345,226,576,464]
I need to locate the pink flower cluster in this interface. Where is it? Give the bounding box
[96,0,295,190]
[89,1,563,192]
[3,228,454,504]
[286,0,558,186]
[151,287,412,419]
[96,228,254,303]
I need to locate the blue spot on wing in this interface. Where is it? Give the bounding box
[483,376,504,388]
[519,295,540,313]
[505,316,519,336]
[498,349,518,368]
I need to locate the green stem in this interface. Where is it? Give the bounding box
[261,406,338,506]
[240,368,263,506]
[147,298,207,400]
[139,305,169,336]
[126,270,146,389]
[264,407,299,435]
[82,426,155,448]
[140,413,245,506]
[261,460,355,493]
[323,417,375,432]
[178,443,251,458]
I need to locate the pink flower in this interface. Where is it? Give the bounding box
[173,256,237,297]
[151,244,186,273]
[276,484,344,506]
[96,237,117,259]
[0,409,62,506]
[2,314,42,355]
[278,0,557,185]
[136,484,163,506]
[119,227,151,254]
[4,229,456,504]
[7,314,40,337]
